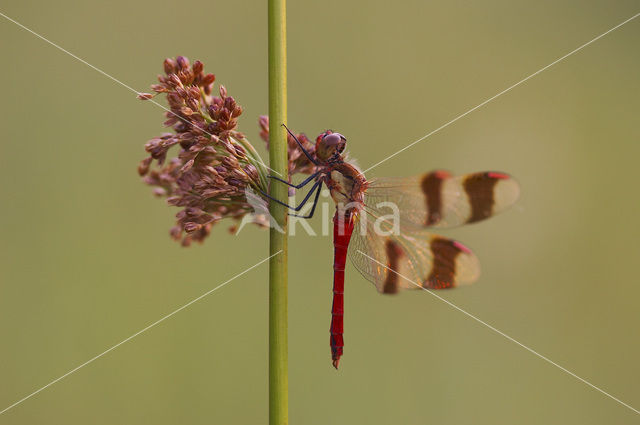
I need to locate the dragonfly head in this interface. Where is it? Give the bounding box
[315,130,347,163]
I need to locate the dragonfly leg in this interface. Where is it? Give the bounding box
[259,180,322,212]
[267,171,319,189]
[289,182,322,219]
[282,123,319,165]
[289,180,322,212]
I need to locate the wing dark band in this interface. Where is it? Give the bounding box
[424,237,463,289]
[420,170,450,226]
[463,172,499,223]
[383,239,404,294]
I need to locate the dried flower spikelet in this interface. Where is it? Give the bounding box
[138,56,270,245]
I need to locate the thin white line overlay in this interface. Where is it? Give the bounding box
[362,11,640,174]
[357,250,640,415]
[0,11,280,177]
[0,251,280,416]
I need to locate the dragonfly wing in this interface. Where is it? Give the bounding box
[347,213,480,294]
[364,171,519,229]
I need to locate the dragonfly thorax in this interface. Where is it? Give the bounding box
[327,163,367,210]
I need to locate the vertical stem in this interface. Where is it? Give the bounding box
[268,0,288,424]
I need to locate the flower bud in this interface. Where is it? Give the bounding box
[138,157,153,175]
[163,58,177,74]
[184,222,202,233]
[176,56,190,69]
[180,159,195,172]
[202,73,215,85]
[192,60,204,75]
[153,187,167,197]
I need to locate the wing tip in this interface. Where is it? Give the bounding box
[490,171,521,211]
[453,240,481,285]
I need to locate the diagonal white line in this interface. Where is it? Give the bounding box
[357,250,640,415]
[362,11,640,174]
[0,251,280,416]
[0,10,281,177]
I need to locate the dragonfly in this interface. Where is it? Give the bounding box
[263,125,520,369]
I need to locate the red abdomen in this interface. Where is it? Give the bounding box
[331,210,355,369]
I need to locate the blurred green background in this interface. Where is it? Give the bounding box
[1,1,639,424]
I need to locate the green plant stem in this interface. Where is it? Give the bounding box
[268,0,288,424]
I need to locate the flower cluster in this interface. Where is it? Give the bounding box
[138,56,318,246]
[138,56,272,246]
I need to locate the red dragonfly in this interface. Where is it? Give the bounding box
[264,125,520,369]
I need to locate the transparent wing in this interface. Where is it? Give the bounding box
[347,210,480,294]
[364,171,519,229]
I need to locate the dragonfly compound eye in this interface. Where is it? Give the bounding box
[322,133,342,145]
[316,132,347,161]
